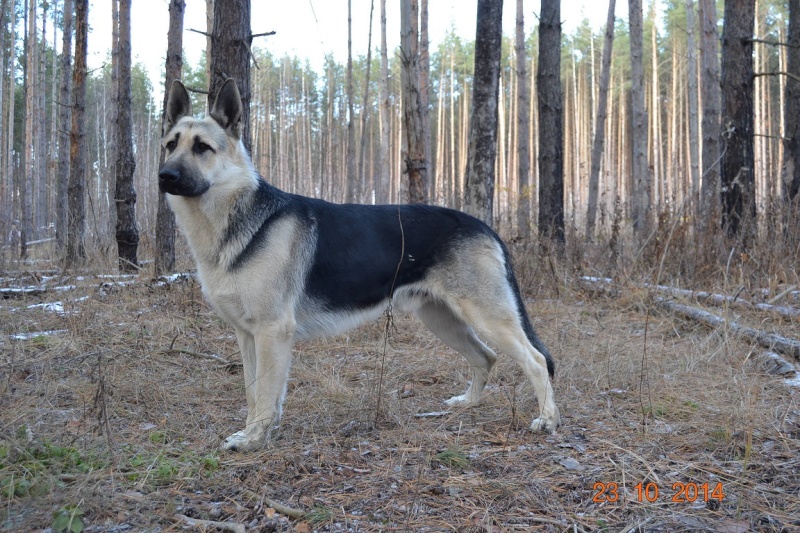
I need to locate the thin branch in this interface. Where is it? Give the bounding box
[185,86,210,95]
[187,27,211,38]
[175,514,245,533]
[251,31,276,39]
[755,70,800,83]
[749,37,800,48]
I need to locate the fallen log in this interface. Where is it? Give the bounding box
[655,299,800,361]
[756,351,797,377]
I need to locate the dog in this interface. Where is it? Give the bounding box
[158,78,561,451]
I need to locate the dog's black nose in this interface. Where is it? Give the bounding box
[159,167,181,183]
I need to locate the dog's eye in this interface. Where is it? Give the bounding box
[193,141,214,155]
[165,139,176,152]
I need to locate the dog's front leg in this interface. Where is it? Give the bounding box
[222,320,295,451]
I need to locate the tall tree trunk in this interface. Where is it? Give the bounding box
[400,0,427,203]
[629,0,650,233]
[419,0,431,201]
[699,0,720,219]
[686,0,700,206]
[464,0,503,225]
[22,0,37,258]
[585,0,616,238]
[66,0,88,266]
[114,0,138,271]
[783,0,800,232]
[0,0,9,226]
[537,0,564,242]
[155,0,184,276]
[719,0,755,241]
[209,0,251,151]
[357,0,375,202]
[345,0,357,202]
[377,0,390,204]
[5,0,15,247]
[515,0,531,239]
[56,0,73,251]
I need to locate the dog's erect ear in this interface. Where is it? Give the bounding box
[165,80,192,134]
[210,78,243,139]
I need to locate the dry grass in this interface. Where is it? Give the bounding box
[1,264,799,532]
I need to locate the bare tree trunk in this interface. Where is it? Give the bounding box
[719,0,755,241]
[209,0,251,151]
[464,0,503,225]
[155,0,184,276]
[783,0,800,239]
[0,0,9,225]
[585,0,616,238]
[345,0,357,202]
[357,0,374,202]
[5,1,15,246]
[377,0,390,204]
[56,0,73,252]
[537,0,564,242]
[419,0,431,201]
[515,0,531,239]
[66,0,88,266]
[686,0,700,205]
[400,0,427,204]
[22,0,37,258]
[699,0,720,219]
[109,0,118,239]
[114,0,138,271]
[629,0,650,233]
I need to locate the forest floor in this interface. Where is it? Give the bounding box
[1,267,799,532]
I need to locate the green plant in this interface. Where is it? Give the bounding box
[52,504,84,533]
[433,447,470,469]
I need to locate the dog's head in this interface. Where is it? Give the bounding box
[158,79,248,197]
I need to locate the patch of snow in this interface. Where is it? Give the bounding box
[8,330,68,341]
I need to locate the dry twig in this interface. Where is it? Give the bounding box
[174,513,246,533]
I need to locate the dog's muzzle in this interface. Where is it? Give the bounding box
[158,163,210,197]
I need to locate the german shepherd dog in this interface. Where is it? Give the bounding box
[159,79,560,451]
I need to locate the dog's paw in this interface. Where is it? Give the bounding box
[220,430,262,452]
[444,393,479,407]
[530,412,561,434]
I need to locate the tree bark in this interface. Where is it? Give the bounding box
[357,0,375,202]
[377,0,390,204]
[537,0,564,242]
[400,0,427,204]
[56,0,73,252]
[783,0,800,239]
[629,0,649,234]
[114,0,138,272]
[515,0,531,239]
[686,0,700,206]
[698,0,721,220]
[22,0,37,258]
[155,0,184,276]
[345,0,357,202]
[209,0,251,151]
[585,0,616,238]
[464,0,503,225]
[719,0,756,241]
[66,0,88,266]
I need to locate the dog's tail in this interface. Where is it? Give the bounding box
[500,241,555,378]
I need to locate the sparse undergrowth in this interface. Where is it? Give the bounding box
[0,265,799,532]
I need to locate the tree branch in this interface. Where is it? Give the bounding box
[188,27,212,38]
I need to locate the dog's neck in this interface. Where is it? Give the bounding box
[168,173,284,273]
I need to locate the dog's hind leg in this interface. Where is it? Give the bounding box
[414,301,498,407]
[462,301,560,433]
